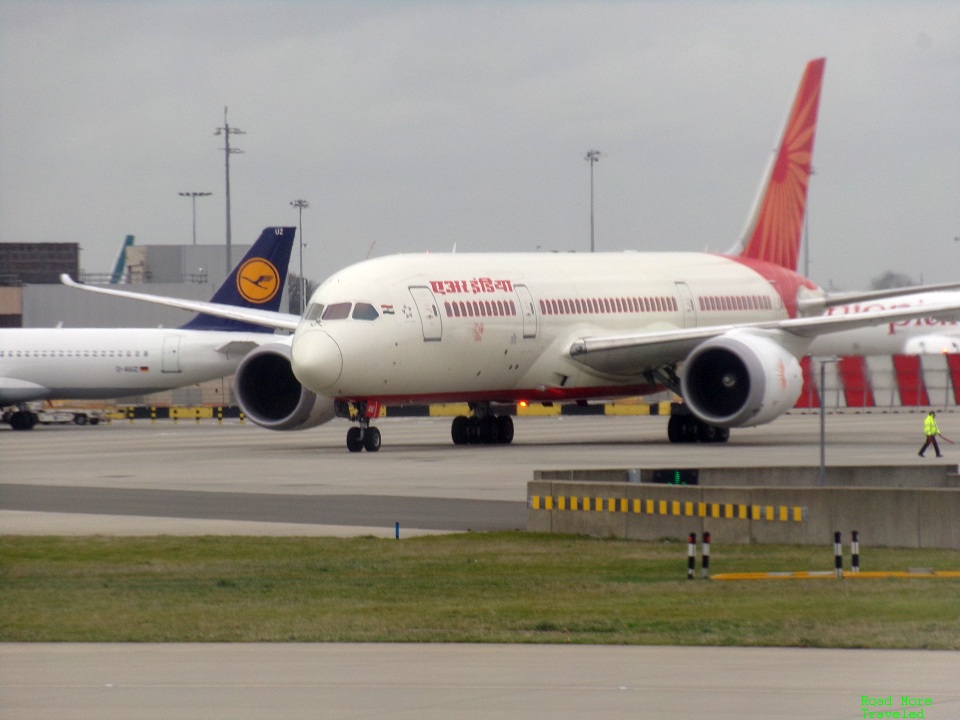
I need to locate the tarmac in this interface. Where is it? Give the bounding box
[3,412,959,718]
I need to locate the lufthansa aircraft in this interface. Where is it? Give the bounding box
[61,58,960,450]
[2,227,297,430]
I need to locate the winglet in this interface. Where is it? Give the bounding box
[179,226,296,332]
[732,58,826,272]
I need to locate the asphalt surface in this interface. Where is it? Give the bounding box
[3,412,958,718]
[3,412,955,535]
[3,644,958,720]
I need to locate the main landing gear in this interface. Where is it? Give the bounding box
[4,408,39,431]
[451,402,514,446]
[667,413,730,444]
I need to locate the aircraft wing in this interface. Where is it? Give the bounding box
[570,297,960,376]
[60,275,300,331]
[799,281,960,313]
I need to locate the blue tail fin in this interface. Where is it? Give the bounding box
[179,227,296,332]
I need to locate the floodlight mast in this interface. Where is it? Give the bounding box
[585,149,602,252]
[290,199,310,315]
[178,192,212,246]
[215,107,245,275]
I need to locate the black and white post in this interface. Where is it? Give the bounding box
[701,532,711,579]
[850,530,860,573]
[834,531,843,579]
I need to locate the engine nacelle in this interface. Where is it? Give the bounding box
[680,330,803,428]
[234,342,337,431]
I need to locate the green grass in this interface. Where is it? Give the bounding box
[2,533,959,647]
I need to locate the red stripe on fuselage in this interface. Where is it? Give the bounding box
[333,383,667,406]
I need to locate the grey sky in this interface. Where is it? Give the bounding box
[1,1,958,291]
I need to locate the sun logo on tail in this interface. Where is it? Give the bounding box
[236,258,280,303]
[739,58,825,272]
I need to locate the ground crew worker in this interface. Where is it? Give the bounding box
[918,410,943,458]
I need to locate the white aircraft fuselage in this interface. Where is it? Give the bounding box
[0,327,282,403]
[809,292,960,356]
[292,251,815,404]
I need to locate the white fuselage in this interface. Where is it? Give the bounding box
[808,291,960,356]
[0,327,283,403]
[291,252,807,404]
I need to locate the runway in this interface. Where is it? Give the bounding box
[1,412,954,535]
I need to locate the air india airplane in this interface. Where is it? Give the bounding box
[61,58,960,450]
[2,227,297,430]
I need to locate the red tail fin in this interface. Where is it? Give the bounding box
[736,58,825,272]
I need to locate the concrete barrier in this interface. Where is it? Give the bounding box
[534,464,958,488]
[527,480,960,549]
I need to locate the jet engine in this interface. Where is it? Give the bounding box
[680,330,803,428]
[233,342,336,431]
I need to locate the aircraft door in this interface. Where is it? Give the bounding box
[514,284,538,338]
[674,282,697,328]
[408,286,443,341]
[161,335,182,373]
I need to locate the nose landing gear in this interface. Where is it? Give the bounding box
[339,400,382,452]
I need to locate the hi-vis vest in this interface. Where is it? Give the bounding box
[924,414,939,436]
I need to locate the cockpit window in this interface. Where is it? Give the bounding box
[352,303,379,321]
[321,302,352,320]
[304,303,324,322]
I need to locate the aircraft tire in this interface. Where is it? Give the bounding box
[667,415,684,443]
[696,421,717,443]
[363,426,381,452]
[346,427,364,452]
[496,415,514,444]
[10,411,38,431]
[451,416,470,445]
[479,416,499,444]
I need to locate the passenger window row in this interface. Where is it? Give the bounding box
[443,300,518,318]
[539,295,679,316]
[0,349,148,358]
[698,295,772,311]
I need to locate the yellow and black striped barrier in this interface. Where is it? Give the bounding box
[528,495,806,523]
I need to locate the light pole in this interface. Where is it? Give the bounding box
[290,199,309,315]
[215,107,245,275]
[178,192,212,245]
[585,149,602,252]
[819,356,840,485]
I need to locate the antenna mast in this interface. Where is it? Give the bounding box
[215,107,245,274]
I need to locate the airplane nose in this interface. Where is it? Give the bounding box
[292,329,343,391]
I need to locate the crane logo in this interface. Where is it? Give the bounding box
[236,258,280,304]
